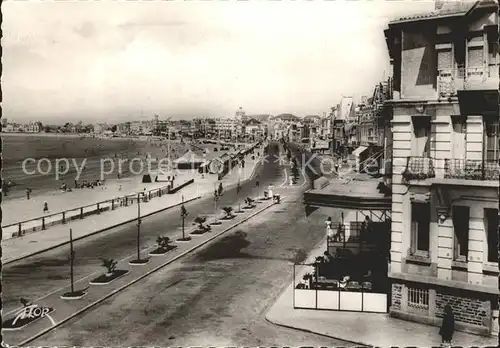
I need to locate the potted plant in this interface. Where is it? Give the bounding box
[222,206,234,220]
[192,216,211,235]
[90,258,129,285]
[103,258,117,277]
[150,236,177,256]
[243,197,256,209]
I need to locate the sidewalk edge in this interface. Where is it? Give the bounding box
[264,314,372,347]
[18,199,278,346]
[3,196,201,265]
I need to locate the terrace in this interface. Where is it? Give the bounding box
[438,66,499,98]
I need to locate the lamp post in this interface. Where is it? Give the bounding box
[129,192,149,265]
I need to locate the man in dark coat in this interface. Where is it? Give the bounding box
[439,304,455,345]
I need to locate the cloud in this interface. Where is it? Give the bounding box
[2,1,434,122]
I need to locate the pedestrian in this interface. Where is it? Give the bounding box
[26,188,31,200]
[43,202,49,214]
[439,304,455,346]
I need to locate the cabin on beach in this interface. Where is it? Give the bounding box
[173,150,207,170]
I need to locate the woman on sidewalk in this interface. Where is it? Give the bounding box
[439,304,455,346]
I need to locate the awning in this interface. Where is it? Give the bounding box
[352,146,369,157]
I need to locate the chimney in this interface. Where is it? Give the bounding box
[435,0,444,10]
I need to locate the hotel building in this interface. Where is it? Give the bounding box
[384,0,499,336]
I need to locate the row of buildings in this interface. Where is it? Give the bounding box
[303,0,499,338]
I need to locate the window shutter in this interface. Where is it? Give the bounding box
[437,49,452,70]
[468,47,483,67]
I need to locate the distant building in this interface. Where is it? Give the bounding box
[94,123,107,134]
[24,121,42,133]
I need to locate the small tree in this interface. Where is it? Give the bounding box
[156,236,171,250]
[222,206,233,218]
[101,258,117,275]
[245,197,255,207]
[194,216,208,232]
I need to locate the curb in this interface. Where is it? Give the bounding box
[18,199,278,346]
[263,315,371,347]
[3,195,202,266]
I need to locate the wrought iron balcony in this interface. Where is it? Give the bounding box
[402,156,435,181]
[444,158,500,181]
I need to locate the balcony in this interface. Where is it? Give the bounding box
[438,67,499,99]
[444,159,500,181]
[457,67,499,91]
[367,135,378,144]
[402,156,435,181]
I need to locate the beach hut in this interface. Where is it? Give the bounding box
[173,150,206,170]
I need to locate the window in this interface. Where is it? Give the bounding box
[467,46,484,68]
[452,206,469,261]
[412,117,431,157]
[411,202,431,256]
[451,116,466,160]
[437,49,453,71]
[485,119,499,162]
[485,208,498,263]
[407,287,429,310]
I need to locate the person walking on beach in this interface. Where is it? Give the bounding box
[43,202,49,214]
[439,304,455,346]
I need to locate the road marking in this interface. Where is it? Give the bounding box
[45,314,56,327]
[279,168,288,187]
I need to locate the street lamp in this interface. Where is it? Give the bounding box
[129,192,150,265]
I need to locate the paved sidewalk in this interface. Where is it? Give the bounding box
[265,239,498,348]
[2,198,278,346]
[1,184,200,264]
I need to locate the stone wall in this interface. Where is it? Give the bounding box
[391,283,403,310]
[436,291,491,327]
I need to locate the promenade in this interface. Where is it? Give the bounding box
[2,148,262,264]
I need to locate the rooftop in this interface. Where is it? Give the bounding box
[391,0,478,24]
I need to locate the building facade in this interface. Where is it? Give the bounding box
[385,0,499,336]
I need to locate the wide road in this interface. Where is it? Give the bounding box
[2,142,288,314]
[29,165,350,346]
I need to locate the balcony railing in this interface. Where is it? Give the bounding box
[438,66,499,95]
[402,156,435,181]
[444,158,500,181]
[437,69,457,97]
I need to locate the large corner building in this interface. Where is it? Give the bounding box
[384,0,499,336]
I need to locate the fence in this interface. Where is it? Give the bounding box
[4,179,194,238]
[294,288,388,313]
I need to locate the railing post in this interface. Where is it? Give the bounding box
[80,207,83,219]
[42,217,46,230]
[62,212,66,224]
[111,199,114,210]
[482,157,485,180]
[18,223,22,236]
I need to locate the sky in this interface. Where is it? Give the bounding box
[3,0,435,124]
